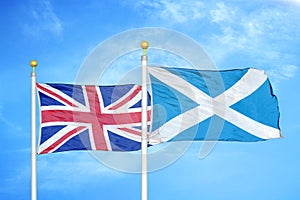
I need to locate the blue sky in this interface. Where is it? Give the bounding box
[1,0,300,199]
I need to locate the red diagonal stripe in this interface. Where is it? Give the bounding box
[39,126,86,154]
[108,86,141,110]
[118,127,141,136]
[37,83,75,107]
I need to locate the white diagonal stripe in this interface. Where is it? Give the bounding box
[38,125,89,153]
[105,85,142,111]
[37,83,88,111]
[102,125,112,151]
[214,68,267,106]
[107,126,142,142]
[214,106,280,139]
[149,106,213,144]
[149,67,211,105]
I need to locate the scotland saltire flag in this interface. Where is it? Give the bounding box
[148,67,281,143]
[36,83,151,154]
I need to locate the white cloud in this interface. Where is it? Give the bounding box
[281,65,298,78]
[209,5,270,51]
[267,65,298,89]
[210,2,236,23]
[134,1,299,61]
[127,0,299,87]
[279,0,300,5]
[23,0,63,38]
[205,2,300,71]
[136,0,205,23]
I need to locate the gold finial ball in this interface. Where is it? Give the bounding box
[140,41,149,50]
[30,60,38,68]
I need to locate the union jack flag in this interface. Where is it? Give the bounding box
[36,83,151,154]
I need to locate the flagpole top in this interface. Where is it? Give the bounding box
[30,60,38,68]
[140,41,149,55]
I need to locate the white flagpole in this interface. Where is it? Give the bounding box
[141,41,149,200]
[30,60,38,200]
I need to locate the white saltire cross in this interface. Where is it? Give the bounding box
[148,67,281,144]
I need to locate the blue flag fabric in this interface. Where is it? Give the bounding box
[148,67,281,143]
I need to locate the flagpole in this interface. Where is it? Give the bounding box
[30,60,38,200]
[141,41,149,200]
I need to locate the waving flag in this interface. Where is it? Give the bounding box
[37,83,151,154]
[149,67,281,143]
